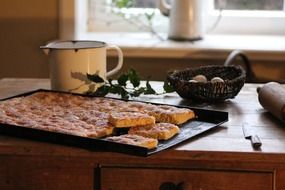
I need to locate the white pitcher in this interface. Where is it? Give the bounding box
[159,0,204,41]
[41,40,123,93]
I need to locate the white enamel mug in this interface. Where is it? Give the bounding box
[41,40,123,93]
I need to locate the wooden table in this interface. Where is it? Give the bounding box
[0,78,285,190]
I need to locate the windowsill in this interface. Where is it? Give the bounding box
[78,32,285,61]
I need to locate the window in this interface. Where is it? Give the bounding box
[208,0,285,34]
[214,0,284,10]
[59,0,285,40]
[87,0,167,34]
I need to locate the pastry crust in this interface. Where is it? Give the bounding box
[0,92,115,138]
[105,134,158,149]
[125,102,195,125]
[145,105,195,125]
[128,123,180,140]
[108,112,155,128]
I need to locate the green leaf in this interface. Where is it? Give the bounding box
[117,73,128,86]
[144,80,156,95]
[109,84,129,99]
[114,0,134,8]
[109,84,119,94]
[163,80,175,93]
[86,73,105,83]
[94,85,110,97]
[107,78,113,85]
[145,11,155,21]
[119,88,129,99]
[128,69,140,88]
[131,87,146,97]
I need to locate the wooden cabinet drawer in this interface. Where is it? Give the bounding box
[0,156,93,190]
[100,166,273,190]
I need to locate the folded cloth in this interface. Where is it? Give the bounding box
[258,82,285,123]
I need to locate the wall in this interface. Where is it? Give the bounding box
[108,57,285,83]
[0,0,58,78]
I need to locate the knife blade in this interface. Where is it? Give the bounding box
[242,122,262,149]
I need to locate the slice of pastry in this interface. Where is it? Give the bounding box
[86,119,114,138]
[146,105,195,125]
[108,112,155,128]
[105,134,158,149]
[128,123,180,140]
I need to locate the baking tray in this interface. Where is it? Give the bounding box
[0,89,228,156]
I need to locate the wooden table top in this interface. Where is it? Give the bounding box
[0,78,285,158]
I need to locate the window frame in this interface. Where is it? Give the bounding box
[59,0,89,39]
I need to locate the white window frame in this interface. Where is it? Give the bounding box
[59,0,285,40]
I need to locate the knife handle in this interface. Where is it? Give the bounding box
[251,135,262,148]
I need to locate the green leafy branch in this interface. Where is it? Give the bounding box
[107,0,164,40]
[85,69,174,99]
[113,0,134,8]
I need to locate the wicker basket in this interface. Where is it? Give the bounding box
[167,65,246,102]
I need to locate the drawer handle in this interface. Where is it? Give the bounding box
[159,182,191,190]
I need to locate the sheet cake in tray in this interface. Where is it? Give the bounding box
[0,89,228,156]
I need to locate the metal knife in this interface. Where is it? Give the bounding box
[242,122,262,149]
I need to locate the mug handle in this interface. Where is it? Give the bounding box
[106,44,123,77]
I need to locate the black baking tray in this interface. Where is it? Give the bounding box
[0,89,228,156]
